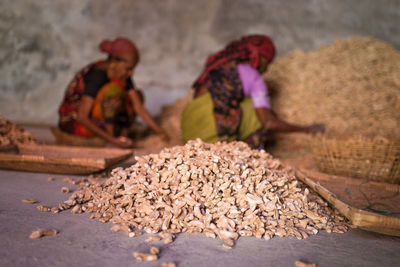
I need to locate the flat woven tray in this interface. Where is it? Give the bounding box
[0,144,132,174]
[296,168,400,237]
[309,135,400,184]
[51,127,107,147]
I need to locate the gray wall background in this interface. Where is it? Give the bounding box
[1,0,399,124]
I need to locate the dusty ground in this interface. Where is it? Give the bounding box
[0,125,399,267]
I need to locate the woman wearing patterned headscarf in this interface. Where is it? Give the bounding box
[181,35,324,148]
[58,37,169,148]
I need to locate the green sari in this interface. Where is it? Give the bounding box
[181,92,262,144]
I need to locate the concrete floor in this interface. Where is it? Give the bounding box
[1,126,400,267]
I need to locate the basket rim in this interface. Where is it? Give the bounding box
[310,134,400,144]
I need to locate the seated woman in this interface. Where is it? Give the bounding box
[58,37,169,148]
[181,35,324,149]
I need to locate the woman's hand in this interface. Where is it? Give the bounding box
[307,123,325,135]
[159,132,170,143]
[113,136,135,148]
[127,90,171,143]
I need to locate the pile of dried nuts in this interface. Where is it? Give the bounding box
[0,116,37,147]
[54,139,347,253]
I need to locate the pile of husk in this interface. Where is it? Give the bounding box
[0,116,37,148]
[264,36,400,151]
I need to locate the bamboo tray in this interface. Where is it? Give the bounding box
[0,144,133,174]
[0,144,18,152]
[296,168,400,237]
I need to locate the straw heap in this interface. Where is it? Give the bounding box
[264,36,400,139]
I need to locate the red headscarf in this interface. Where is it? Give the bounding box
[99,37,139,58]
[193,35,276,89]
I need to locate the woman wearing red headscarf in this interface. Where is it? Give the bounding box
[58,37,169,148]
[181,35,324,149]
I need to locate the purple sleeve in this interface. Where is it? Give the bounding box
[237,64,271,109]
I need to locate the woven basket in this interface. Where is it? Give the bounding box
[309,135,400,184]
[51,127,106,147]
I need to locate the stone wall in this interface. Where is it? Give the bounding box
[1,0,399,124]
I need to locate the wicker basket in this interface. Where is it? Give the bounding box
[309,135,400,184]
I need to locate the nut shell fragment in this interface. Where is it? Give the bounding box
[63,177,76,184]
[21,199,37,204]
[36,205,50,212]
[128,232,142,238]
[51,207,60,214]
[61,187,70,193]
[295,261,316,267]
[145,236,161,242]
[133,252,158,261]
[110,224,131,234]
[150,246,160,255]
[29,229,57,239]
[222,238,235,249]
[71,205,82,214]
